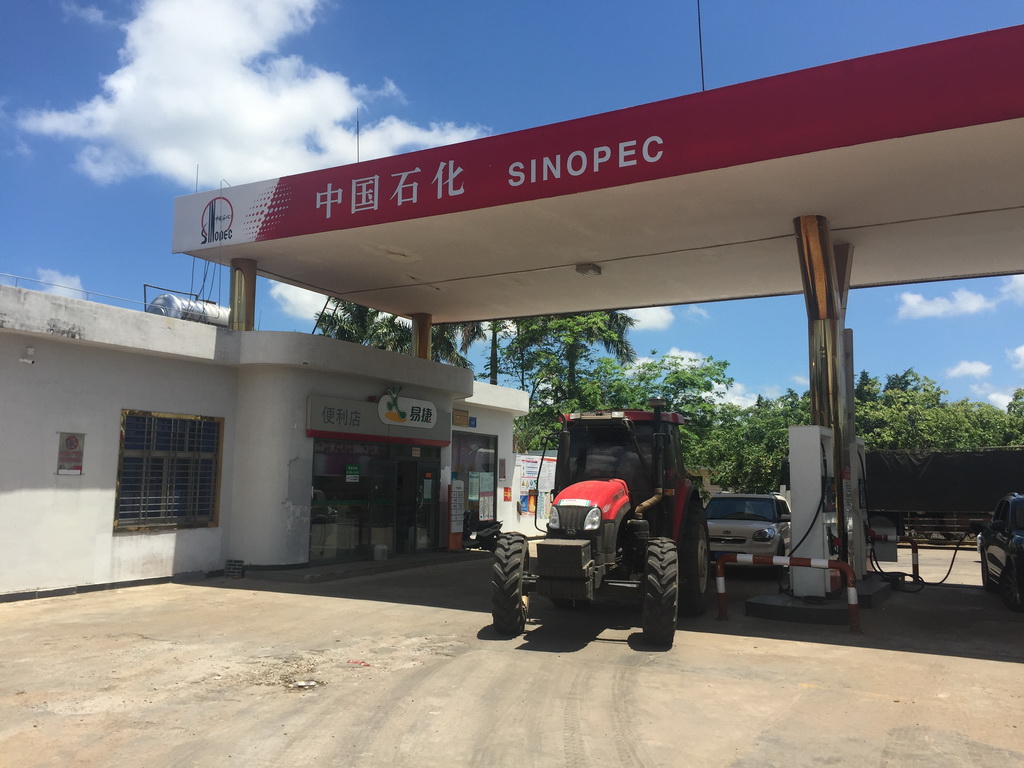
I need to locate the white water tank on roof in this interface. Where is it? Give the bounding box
[146,294,230,328]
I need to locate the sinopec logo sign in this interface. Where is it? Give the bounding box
[201,196,234,245]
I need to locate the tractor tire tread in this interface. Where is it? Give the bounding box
[642,537,679,647]
[491,533,528,635]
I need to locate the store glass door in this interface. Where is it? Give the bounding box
[311,439,441,563]
[395,458,441,554]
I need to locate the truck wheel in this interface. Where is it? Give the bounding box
[642,537,679,647]
[1000,561,1024,612]
[677,499,712,617]
[491,534,529,635]
[980,550,998,593]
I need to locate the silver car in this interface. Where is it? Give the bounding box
[706,493,792,559]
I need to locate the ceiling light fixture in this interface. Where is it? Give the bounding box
[575,263,602,277]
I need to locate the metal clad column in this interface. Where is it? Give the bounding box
[794,215,849,560]
[229,258,257,331]
[843,326,868,577]
[411,313,432,360]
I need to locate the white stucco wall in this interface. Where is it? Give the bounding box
[0,290,236,594]
[1,286,531,594]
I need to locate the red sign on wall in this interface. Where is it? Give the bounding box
[57,432,85,475]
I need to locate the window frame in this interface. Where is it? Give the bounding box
[114,410,224,531]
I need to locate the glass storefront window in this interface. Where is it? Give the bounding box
[311,439,440,563]
[452,432,498,527]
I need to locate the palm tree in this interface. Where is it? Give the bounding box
[455,320,501,385]
[315,298,473,368]
[559,310,637,397]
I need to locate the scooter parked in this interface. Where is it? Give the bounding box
[462,510,502,551]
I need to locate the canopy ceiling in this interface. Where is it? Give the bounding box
[173,25,1024,323]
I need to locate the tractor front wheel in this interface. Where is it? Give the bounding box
[491,533,529,635]
[642,537,679,647]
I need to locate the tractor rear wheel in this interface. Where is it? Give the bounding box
[678,498,712,617]
[642,537,679,647]
[491,533,529,635]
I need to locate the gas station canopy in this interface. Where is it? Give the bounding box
[172,25,1024,324]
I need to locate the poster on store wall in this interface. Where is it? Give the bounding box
[479,492,494,522]
[516,454,557,517]
[450,480,465,534]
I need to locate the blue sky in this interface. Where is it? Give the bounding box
[3,1,1024,408]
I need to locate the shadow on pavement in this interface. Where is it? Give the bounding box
[187,548,1024,664]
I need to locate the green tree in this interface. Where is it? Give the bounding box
[698,390,811,493]
[852,368,1024,450]
[1008,388,1024,420]
[500,311,637,450]
[588,353,733,445]
[315,298,472,368]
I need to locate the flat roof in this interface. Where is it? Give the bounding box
[172,25,1024,323]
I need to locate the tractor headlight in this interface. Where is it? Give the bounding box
[752,528,777,542]
[583,507,602,531]
[547,506,560,529]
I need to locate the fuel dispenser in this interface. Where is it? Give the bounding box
[788,425,837,597]
[789,426,872,598]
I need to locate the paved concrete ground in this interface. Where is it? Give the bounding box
[2,545,1021,767]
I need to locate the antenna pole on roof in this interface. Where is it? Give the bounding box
[697,0,706,92]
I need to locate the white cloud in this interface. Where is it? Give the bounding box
[1008,345,1024,370]
[19,0,486,188]
[897,289,996,319]
[268,281,328,322]
[36,268,87,299]
[269,282,407,330]
[792,374,809,388]
[630,347,703,374]
[61,2,112,26]
[987,391,1014,410]
[969,382,1014,410]
[946,360,991,378]
[999,275,1024,305]
[715,381,758,408]
[664,347,704,365]
[625,306,674,331]
[685,305,710,320]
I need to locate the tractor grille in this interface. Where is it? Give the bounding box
[553,505,594,536]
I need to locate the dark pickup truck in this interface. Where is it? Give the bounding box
[973,493,1024,612]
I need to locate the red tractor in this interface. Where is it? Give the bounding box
[491,400,711,647]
